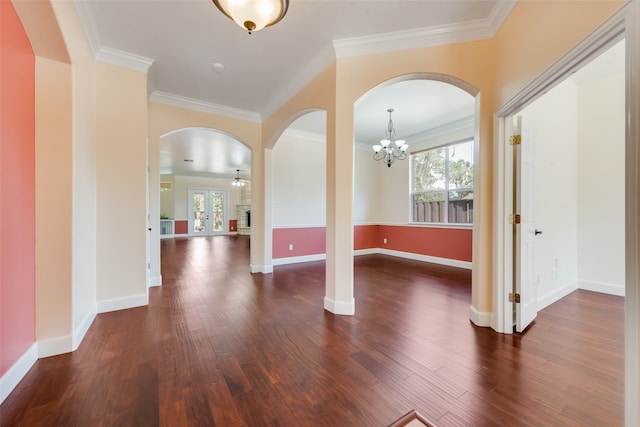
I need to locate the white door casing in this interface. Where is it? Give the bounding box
[515,116,538,332]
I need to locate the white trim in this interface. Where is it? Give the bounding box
[579,280,625,297]
[250,264,273,274]
[280,128,326,144]
[469,305,492,327]
[149,275,162,287]
[38,335,73,358]
[97,293,149,314]
[405,116,475,144]
[96,46,154,73]
[324,296,355,315]
[149,91,260,123]
[332,1,516,59]
[626,2,640,426]
[0,343,38,405]
[374,248,472,270]
[537,281,579,311]
[272,248,472,269]
[72,305,97,351]
[273,254,326,266]
[272,224,325,229]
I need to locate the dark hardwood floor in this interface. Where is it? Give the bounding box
[1,235,624,426]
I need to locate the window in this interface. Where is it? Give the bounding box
[411,139,474,224]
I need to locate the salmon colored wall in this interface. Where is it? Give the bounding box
[377,226,472,262]
[229,220,237,232]
[274,225,471,262]
[354,225,379,251]
[0,0,36,375]
[174,220,188,235]
[272,227,326,258]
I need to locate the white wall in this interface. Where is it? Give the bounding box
[521,79,580,308]
[172,174,242,221]
[272,132,326,226]
[518,55,625,307]
[354,146,379,224]
[354,125,475,225]
[577,70,625,295]
[160,175,175,218]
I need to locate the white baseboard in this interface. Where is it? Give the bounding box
[324,296,355,315]
[373,248,472,270]
[579,279,625,297]
[149,275,162,287]
[273,254,326,266]
[250,264,273,274]
[0,342,38,405]
[73,305,97,351]
[38,335,73,358]
[97,293,148,314]
[469,305,492,327]
[271,248,472,270]
[537,281,579,311]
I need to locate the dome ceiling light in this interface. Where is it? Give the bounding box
[212,0,289,34]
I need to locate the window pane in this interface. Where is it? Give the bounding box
[413,192,445,223]
[447,140,474,190]
[448,190,473,223]
[412,147,446,192]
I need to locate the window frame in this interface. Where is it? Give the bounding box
[410,138,474,225]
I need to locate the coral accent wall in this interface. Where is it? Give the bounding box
[274,225,472,262]
[174,220,188,235]
[272,227,326,258]
[0,0,36,376]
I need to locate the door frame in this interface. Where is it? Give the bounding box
[493,4,638,425]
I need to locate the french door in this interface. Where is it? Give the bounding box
[189,189,226,235]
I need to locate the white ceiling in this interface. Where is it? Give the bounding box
[74,0,516,177]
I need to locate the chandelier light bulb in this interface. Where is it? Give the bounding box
[372,108,409,168]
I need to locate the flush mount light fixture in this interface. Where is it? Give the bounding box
[212,0,289,34]
[372,108,409,168]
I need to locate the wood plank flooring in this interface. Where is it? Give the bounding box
[0,235,624,426]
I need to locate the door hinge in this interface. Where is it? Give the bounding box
[510,134,521,145]
[509,213,521,224]
[509,293,521,303]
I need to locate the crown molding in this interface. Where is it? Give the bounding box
[354,116,475,151]
[281,128,326,144]
[404,116,475,143]
[333,0,518,58]
[96,46,154,72]
[149,91,261,123]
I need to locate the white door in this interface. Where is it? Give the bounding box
[189,189,226,235]
[514,115,539,332]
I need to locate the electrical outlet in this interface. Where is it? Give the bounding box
[383,238,387,244]
[289,244,293,251]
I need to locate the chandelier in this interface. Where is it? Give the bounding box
[232,169,246,187]
[372,108,408,168]
[212,0,289,34]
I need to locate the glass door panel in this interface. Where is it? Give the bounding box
[189,189,227,235]
[192,192,206,233]
[211,192,224,232]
